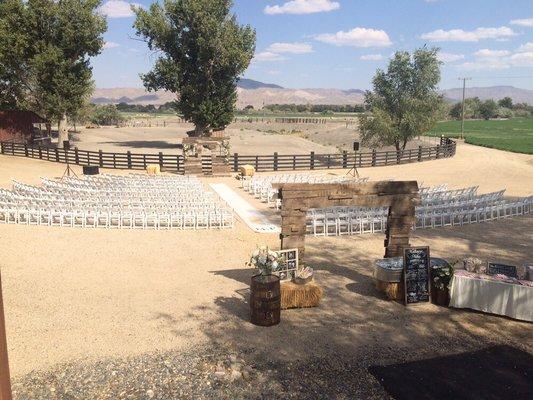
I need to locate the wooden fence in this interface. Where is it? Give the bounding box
[0,138,456,173]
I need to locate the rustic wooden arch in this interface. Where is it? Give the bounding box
[277,181,420,262]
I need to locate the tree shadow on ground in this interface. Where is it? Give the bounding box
[102,140,183,150]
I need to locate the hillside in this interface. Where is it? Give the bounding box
[91,83,533,108]
[442,86,533,103]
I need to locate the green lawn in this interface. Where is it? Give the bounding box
[426,118,533,154]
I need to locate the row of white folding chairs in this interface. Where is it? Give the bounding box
[254,177,370,206]
[0,207,234,229]
[0,199,225,213]
[421,186,479,202]
[40,179,205,194]
[9,189,217,205]
[419,184,449,195]
[61,176,204,190]
[99,173,197,182]
[306,198,532,236]
[421,189,502,207]
[12,183,215,202]
[306,211,387,236]
[414,199,531,229]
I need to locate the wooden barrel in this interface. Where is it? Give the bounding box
[250,274,280,327]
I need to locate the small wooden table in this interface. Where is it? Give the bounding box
[280,281,323,309]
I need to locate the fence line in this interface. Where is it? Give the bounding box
[0,138,456,173]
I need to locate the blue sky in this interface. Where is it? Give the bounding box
[93,0,533,90]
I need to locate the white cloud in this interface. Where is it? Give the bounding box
[315,27,392,47]
[103,41,120,49]
[509,51,533,67]
[421,26,517,42]
[99,0,141,19]
[518,42,533,52]
[438,52,464,63]
[253,51,286,62]
[266,42,313,54]
[457,49,533,70]
[510,18,533,27]
[360,54,383,61]
[474,49,511,58]
[456,60,509,70]
[264,0,340,15]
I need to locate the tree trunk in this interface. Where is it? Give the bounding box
[58,113,69,148]
[394,141,400,151]
[194,124,207,137]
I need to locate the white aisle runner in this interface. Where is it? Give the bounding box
[210,183,280,233]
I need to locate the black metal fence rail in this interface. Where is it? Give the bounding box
[0,138,456,173]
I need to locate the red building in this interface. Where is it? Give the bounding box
[0,110,51,144]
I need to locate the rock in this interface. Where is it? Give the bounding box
[230,363,242,371]
[214,371,226,379]
[146,389,155,398]
[229,370,242,381]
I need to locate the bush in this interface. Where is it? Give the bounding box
[90,105,126,126]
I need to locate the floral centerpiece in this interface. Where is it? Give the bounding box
[247,246,283,278]
[433,263,454,306]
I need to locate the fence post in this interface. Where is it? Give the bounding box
[39,146,42,160]
[233,153,238,172]
[99,150,103,167]
[24,144,28,157]
[397,149,401,164]
[274,152,278,171]
[385,152,388,165]
[127,151,132,169]
[372,149,376,166]
[159,152,164,169]
[113,153,116,168]
[436,145,441,159]
[255,155,259,171]
[310,151,315,170]
[0,142,3,154]
[143,155,147,169]
[418,146,422,161]
[342,151,347,169]
[74,148,79,165]
[55,148,59,162]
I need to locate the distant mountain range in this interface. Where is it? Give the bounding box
[91,80,533,108]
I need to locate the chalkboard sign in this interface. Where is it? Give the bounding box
[403,247,431,305]
[488,263,518,278]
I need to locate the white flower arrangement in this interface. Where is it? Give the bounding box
[247,246,283,276]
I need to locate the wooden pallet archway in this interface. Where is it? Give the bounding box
[277,181,420,262]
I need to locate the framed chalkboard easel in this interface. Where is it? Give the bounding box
[403,246,431,306]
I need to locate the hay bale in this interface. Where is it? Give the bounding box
[239,165,255,177]
[375,280,404,301]
[281,281,323,309]
[146,164,161,175]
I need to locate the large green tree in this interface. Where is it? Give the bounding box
[134,0,256,136]
[0,0,30,109]
[0,0,106,147]
[359,47,443,151]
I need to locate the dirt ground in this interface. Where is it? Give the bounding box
[0,142,532,395]
[71,121,430,155]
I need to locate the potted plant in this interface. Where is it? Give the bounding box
[247,246,283,327]
[432,264,454,306]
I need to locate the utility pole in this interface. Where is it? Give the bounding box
[459,77,472,140]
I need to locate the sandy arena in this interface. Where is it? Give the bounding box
[0,141,532,398]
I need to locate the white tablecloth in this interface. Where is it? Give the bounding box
[449,273,533,322]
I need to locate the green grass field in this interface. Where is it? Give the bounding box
[426,118,533,154]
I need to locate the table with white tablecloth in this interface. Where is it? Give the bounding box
[449,270,533,322]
